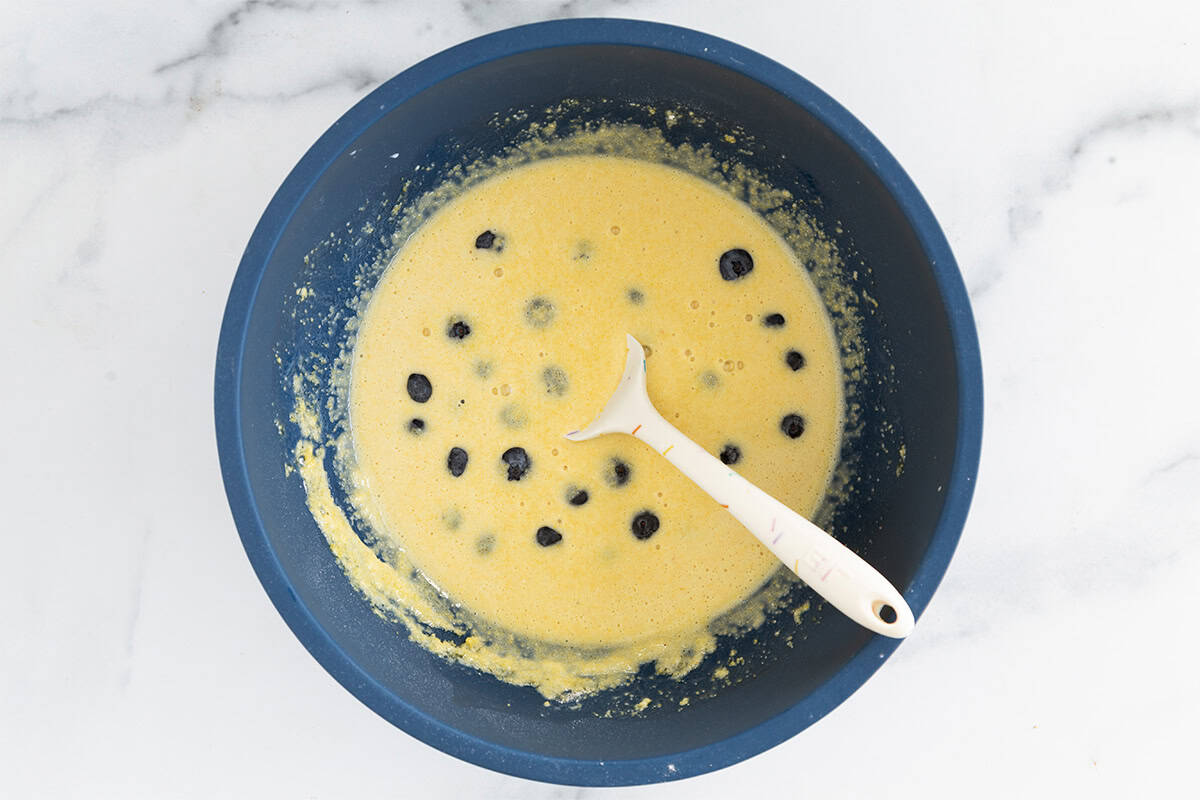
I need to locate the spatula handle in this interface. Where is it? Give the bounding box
[633,411,914,638]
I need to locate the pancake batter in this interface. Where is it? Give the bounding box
[344,155,844,654]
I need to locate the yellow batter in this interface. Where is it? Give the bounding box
[345,155,844,655]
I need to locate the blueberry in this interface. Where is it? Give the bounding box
[475,534,496,555]
[447,447,469,477]
[718,248,754,281]
[627,288,645,305]
[524,296,555,328]
[700,371,721,389]
[631,511,660,540]
[781,414,806,439]
[475,230,496,249]
[408,418,425,434]
[407,373,432,403]
[567,486,589,506]
[441,508,463,530]
[719,444,741,465]
[447,319,471,340]
[542,366,568,396]
[763,313,786,328]
[500,404,527,429]
[785,350,806,371]
[606,458,631,488]
[501,447,531,481]
[536,526,563,547]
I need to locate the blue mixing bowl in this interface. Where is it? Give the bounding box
[215,18,982,786]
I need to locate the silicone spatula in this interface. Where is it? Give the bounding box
[566,334,914,638]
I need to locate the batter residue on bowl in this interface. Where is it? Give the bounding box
[289,123,852,700]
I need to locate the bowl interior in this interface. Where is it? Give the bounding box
[220,29,969,784]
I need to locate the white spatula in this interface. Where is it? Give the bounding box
[566,334,914,638]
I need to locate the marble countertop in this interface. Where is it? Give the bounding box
[3,1,1197,796]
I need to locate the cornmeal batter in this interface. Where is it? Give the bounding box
[345,155,844,653]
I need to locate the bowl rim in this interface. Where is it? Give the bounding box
[214,17,983,787]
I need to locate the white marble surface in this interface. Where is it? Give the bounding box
[3,0,1198,796]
